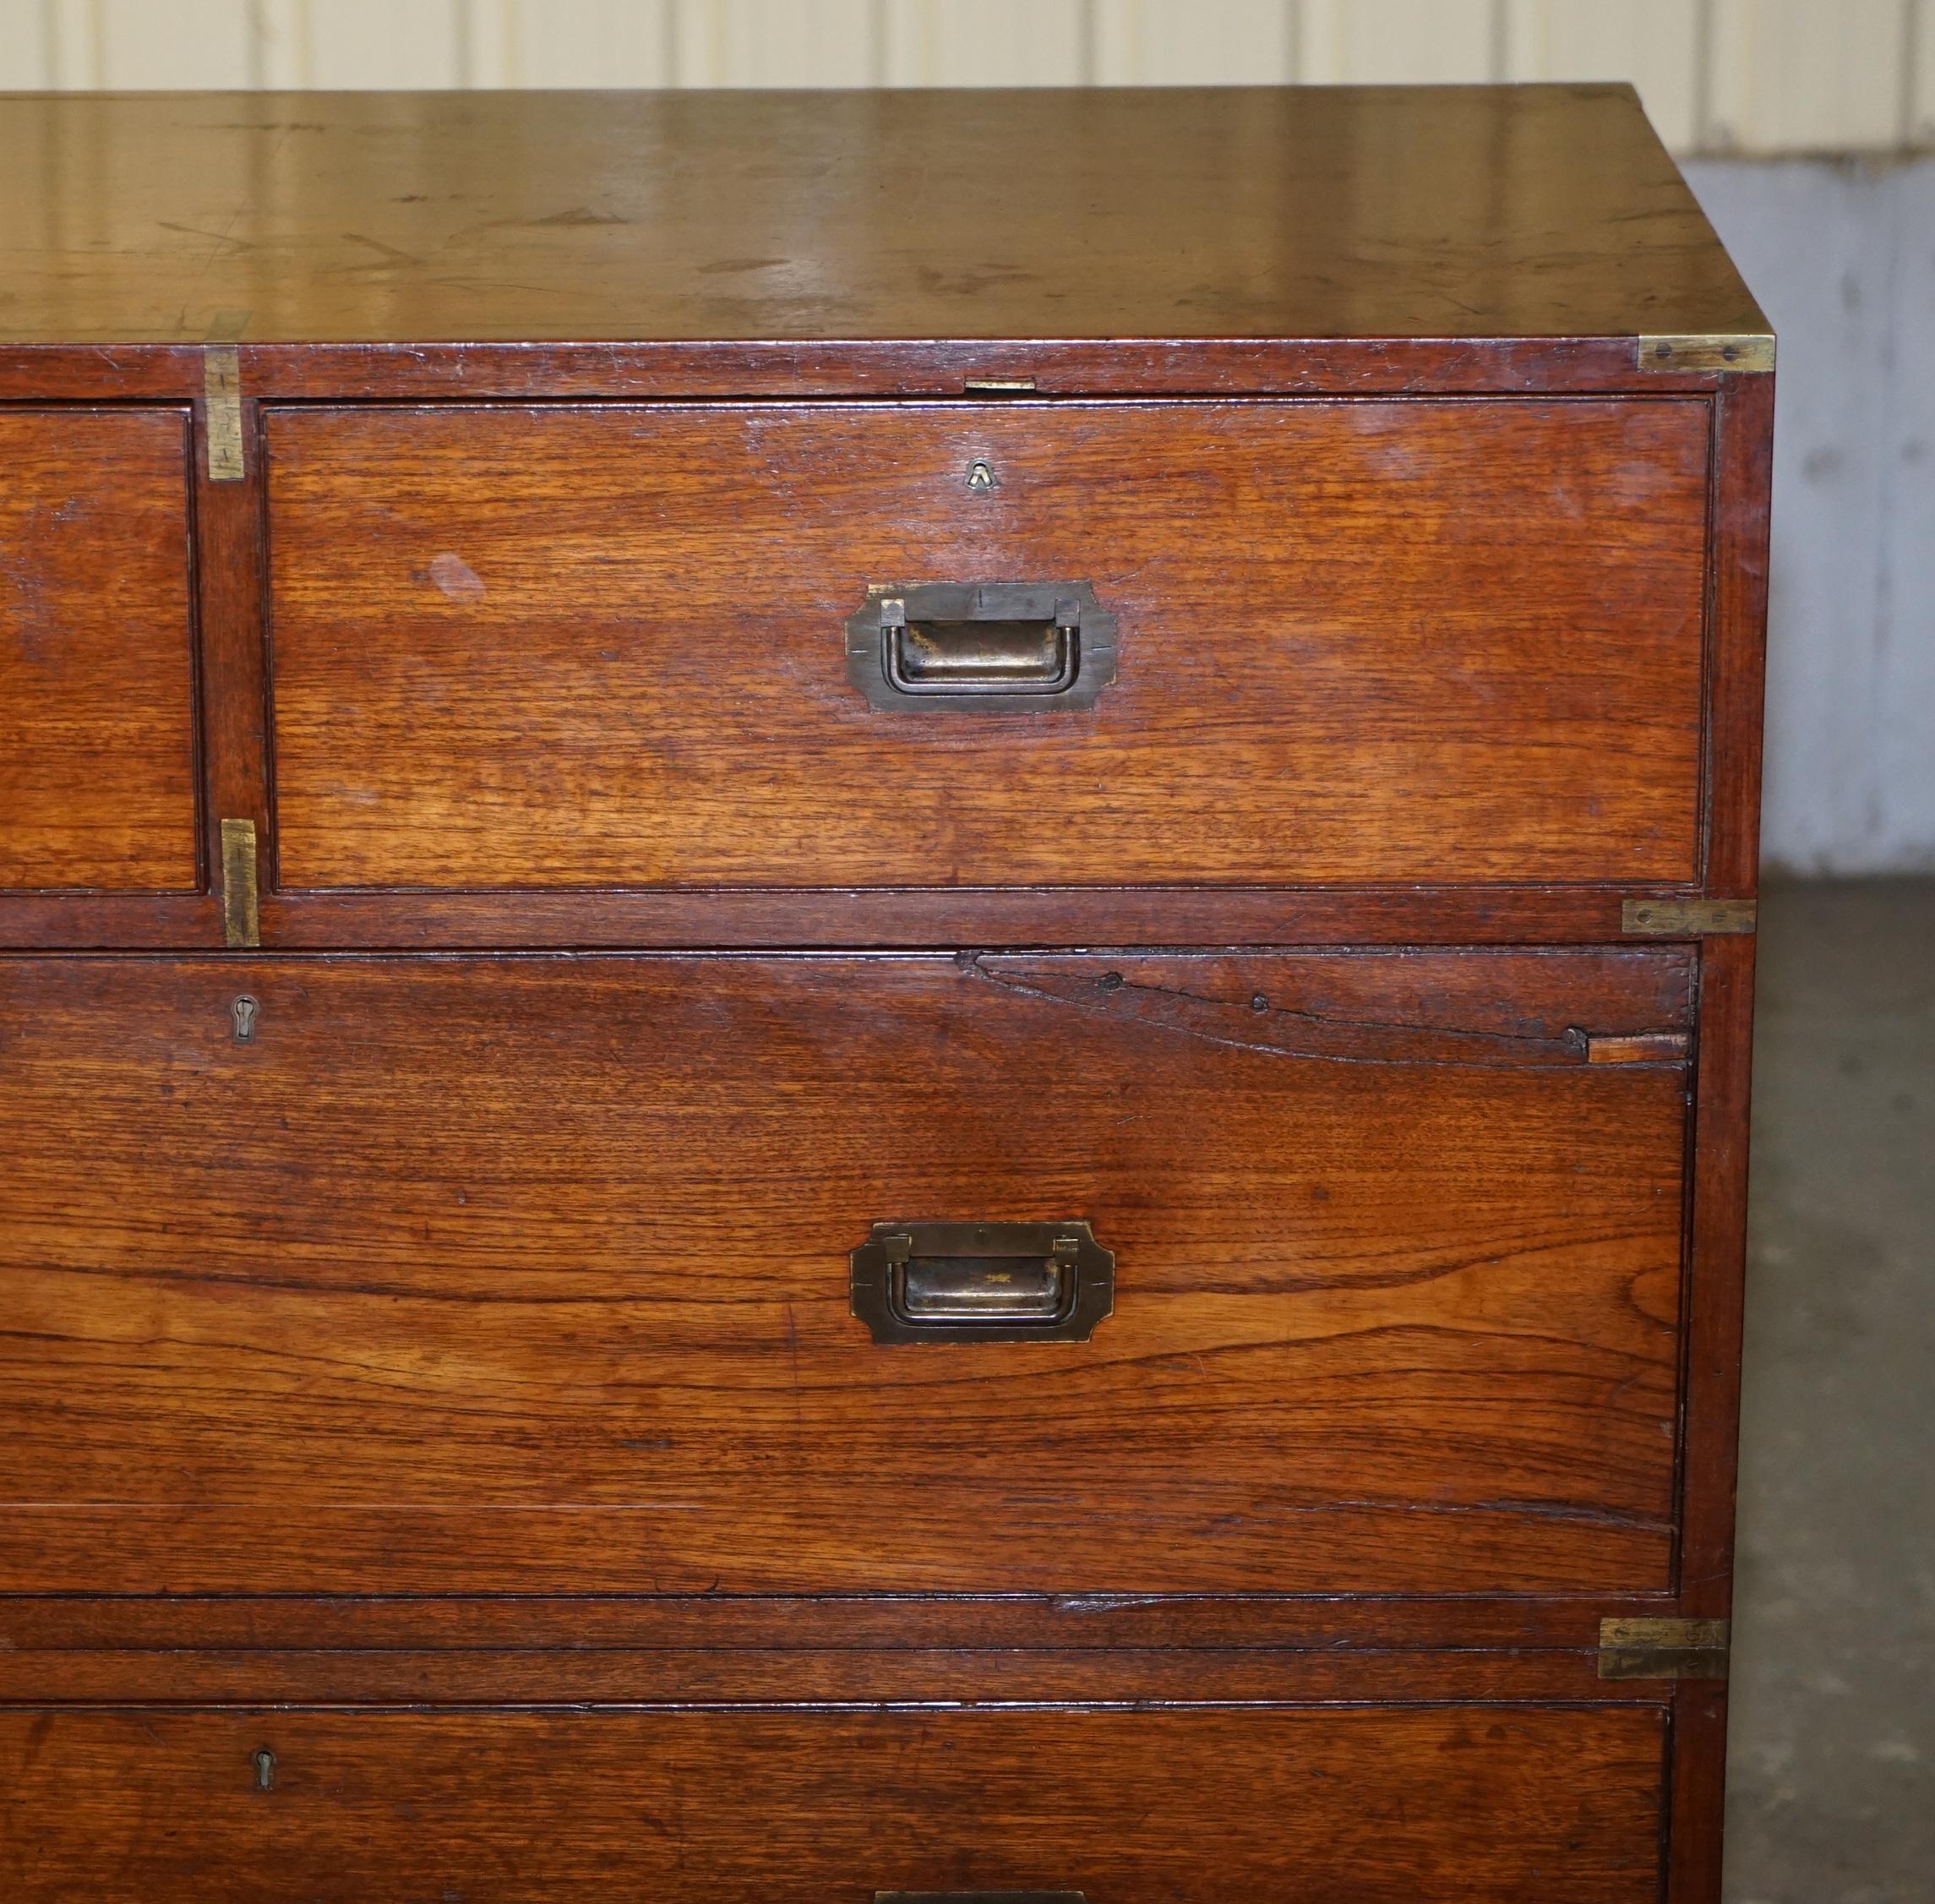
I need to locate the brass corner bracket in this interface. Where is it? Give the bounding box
[1637,333,1774,374]
[1622,897,1758,937]
[203,346,244,481]
[1598,1617,1731,1682]
[201,309,251,482]
[220,818,260,949]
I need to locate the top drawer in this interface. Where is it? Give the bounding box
[264,398,1709,892]
[0,408,199,893]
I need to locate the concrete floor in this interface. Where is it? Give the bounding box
[1725,880,1935,1902]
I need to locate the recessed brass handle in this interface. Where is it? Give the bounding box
[850,1221,1114,1344]
[846,581,1116,712]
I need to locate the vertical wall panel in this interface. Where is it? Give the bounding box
[1501,0,1700,150]
[461,0,517,86]
[251,0,308,87]
[1298,0,1498,85]
[1093,0,1295,85]
[7,0,1932,151]
[512,0,673,87]
[1913,0,1935,144]
[883,0,1089,86]
[1707,0,1909,150]
[306,0,462,88]
[1873,161,1935,865]
[38,0,104,86]
[1292,0,1347,83]
[673,0,876,86]
[1,1,57,86]
[95,0,250,87]
[1684,157,1935,872]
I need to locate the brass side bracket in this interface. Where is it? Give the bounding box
[1598,1617,1731,1681]
[1622,897,1758,937]
[221,818,260,949]
[202,309,250,482]
[1637,333,1775,374]
[203,346,245,481]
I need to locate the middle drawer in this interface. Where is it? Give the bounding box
[0,947,1691,1596]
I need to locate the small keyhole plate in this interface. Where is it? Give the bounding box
[253,1747,276,1791]
[232,995,259,1043]
[965,457,997,494]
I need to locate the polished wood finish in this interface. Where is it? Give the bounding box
[0,86,1762,347]
[0,1706,1668,1904]
[0,409,199,892]
[0,85,1770,1904]
[0,949,1689,1595]
[0,884,1732,955]
[265,397,1709,891]
[0,336,1766,406]
[0,1645,1651,1707]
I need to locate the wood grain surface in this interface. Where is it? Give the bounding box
[0,948,1692,1596]
[266,397,1711,891]
[0,86,1763,346]
[0,1645,1648,1709]
[0,82,1772,1904]
[0,1705,1667,1904]
[0,409,199,892]
[0,1590,1689,1704]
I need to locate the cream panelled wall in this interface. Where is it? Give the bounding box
[4,0,1931,153]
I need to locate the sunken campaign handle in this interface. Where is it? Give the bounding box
[845,581,1117,712]
[849,1221,1115,1345]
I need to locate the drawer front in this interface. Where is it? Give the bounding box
[264,398,1709,891]
[0,1705,1666,1903]
[0,949,1690,1596]
[0,409,199,892]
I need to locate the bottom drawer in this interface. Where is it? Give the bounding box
[2,1704,1665,1902]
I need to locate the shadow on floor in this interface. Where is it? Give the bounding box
[1725,879,1935,1903]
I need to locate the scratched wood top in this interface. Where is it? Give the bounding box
[0,85,1763,345]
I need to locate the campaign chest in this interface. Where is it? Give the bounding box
[0,84,1770,1902]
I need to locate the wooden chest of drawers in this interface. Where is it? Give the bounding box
[0,85,1770,1901]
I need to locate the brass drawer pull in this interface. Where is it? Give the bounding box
[850,1220,1114,1344]
[847,581,1117,712]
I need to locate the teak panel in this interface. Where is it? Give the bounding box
[0,1705,1667,1904]
[0,949,1691,1595]
[0,409,198,892]
[0,86,1763,346]
[265,398,1711,890]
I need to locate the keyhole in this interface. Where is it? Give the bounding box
[253,1748,276,1792]
[965,457,997,493]
[232,996,259,1043]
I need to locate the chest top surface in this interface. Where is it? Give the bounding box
[0,83,1763,347]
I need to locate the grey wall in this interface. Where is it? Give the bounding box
[1687,158,1935,876]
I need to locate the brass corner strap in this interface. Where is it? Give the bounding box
[203,347,245,481]
[220,818,260,949]
[1622,897,1758,937]
[1636,333,1775,374]
[203,309,250,482]
[1598,1617,1731,1682]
